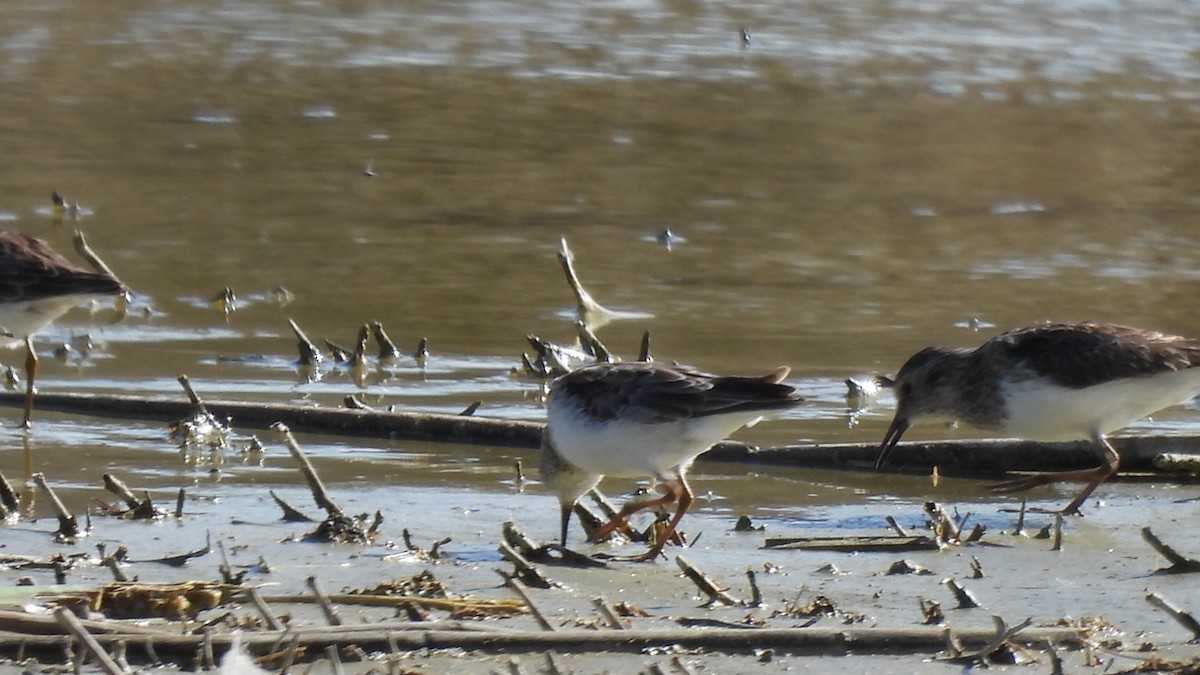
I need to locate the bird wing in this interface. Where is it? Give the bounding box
[0,228,123,299]
[0,230,124,302]
[990,322,1200,389]
[563,363,799,424]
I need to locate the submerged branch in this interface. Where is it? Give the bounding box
[0,391,541,449]
[254,592,525,615]
[5,390,1200,478]
[0,625,1085,661]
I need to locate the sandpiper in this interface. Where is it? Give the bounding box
[874,321,1200,513]
[0,229,126,427]
[539,361,802,561]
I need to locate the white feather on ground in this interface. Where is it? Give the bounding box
[217,634,269,675]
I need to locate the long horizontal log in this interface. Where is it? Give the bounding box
[0,625,1085,661]
[5,391,1200,477]
[0,391,542,448]
[0,609,164,636]
[701,436,1200,477]
[761,535,937,552]
[256,593,525,614]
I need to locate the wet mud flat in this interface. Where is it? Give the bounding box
[1,419,1199,674]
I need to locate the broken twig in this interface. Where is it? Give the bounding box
[592,597,625,630]
[1146,592,1200,641]
[943,578,981,609]
[288,319,322,367]
[32,473,78,541]
[307,576,343,626]
[498,572,555,632]
[72,231,124,288]
[1142,527,1200,574]
[53,607,124,675]
[677,556,740,606]
[274,423,340,518]
[763,535,936,552]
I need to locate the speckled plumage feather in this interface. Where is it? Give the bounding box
[986,322,1200,388]
[0,228,126,428]
[884,322,1200,434]
[876,321,1200,513]
[540,361,802,554]
[0,229,125,305]
[551,361,799,425]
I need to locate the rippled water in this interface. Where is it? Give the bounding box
[0,0,1199,517]
[4,5,1200,671]
[10,0,1196,92]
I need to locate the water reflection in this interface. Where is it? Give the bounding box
[0,1,1196,506]
[5,1,1199,91]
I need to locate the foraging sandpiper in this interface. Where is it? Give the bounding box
[875,321,1200,513]
[0,229,126,427]
[540,361,802,561]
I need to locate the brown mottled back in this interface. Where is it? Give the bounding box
[983,322,1200,389]
[0,229,125,304]
[553,362,800,425]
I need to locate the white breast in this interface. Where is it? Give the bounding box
[0,295,101,348]
[1000,368,1200,441]
[547,397,762,480]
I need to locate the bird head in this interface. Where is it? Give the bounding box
[538,432,601,546]
[875,346,967,470]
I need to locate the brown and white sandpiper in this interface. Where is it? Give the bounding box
[0,229,126,427]
[874,321,1200,514]
[539,361,802,561]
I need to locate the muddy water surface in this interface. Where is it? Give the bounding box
[3,1,1200,672]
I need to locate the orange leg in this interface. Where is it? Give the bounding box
[591,475,695,562]
[988,434,1119,515]
[634,477,693,562]
[21,337,36,429]
[589,488,676,543]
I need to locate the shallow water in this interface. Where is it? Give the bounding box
[3,1,1200,670]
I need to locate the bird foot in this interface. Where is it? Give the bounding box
[989,471,1102,516]
[987,471,1061,494]
[587,515,643,544]
[988,466,1107,494]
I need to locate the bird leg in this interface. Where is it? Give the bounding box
[593,477,694,562]
[636,478,693,561]
[589,486,677,543]
[21,337,37,429]
[988,435,1120,515]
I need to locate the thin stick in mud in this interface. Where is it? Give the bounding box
[1141,527,1200,573]
[1145,592,1200,641]
[307,576,343,626]
[498,572,555,632]
[32,473,78,540]
[288,319,323,367]
[676,556,740,606]
[53,607,124,675]
[273,423,341,517]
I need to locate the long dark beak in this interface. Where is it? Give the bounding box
[559,502,573,546]
[875,414,910,471]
